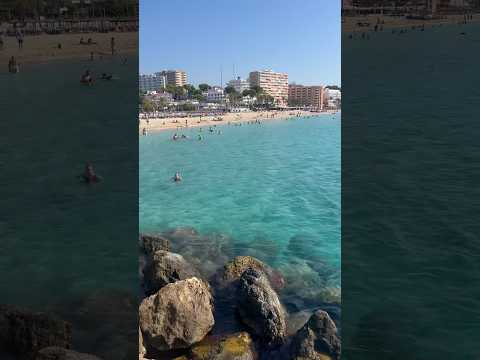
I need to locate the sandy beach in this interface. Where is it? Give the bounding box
[0,31,137,71]
[139,110,338,134]
[342,13,480,33]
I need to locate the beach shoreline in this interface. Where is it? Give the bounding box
[139,110,339,134]
[0,32,137,71]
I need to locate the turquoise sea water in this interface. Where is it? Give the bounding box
[140,114,341,309]
[0,56,138,357]
[342,22,480,359]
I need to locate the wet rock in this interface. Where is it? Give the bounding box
[139,234,170,255]
[290,310,341,360]
[189,332,256,360]
[54,290,137,360]
[220,256,285,291]
[143,250,201,296]
[0,305,71,359]
[139,328,146,360]
[237,268,286,348]
[279,258,341,309]
[36,347,101,360]
[287,310,314,336]
[139,277,214,351]
[163,228,233,279]
[162,227,199,244]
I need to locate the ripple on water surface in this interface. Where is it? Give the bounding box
[140,113,341,308]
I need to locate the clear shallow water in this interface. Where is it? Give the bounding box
[0,57,138,356]
[140,114,341,307]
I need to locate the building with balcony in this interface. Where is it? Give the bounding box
[288,84,325,110]
[249,70,288,107]
[204,86,225,102]
[139,73,166,92]
[227,77,250,94]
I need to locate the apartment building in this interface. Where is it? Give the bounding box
[227,77,250,94]
[288,84,325,110]
[161,70,187,87]
[139,73,166,92]
[248,70,288,106]
[324,88,341,109]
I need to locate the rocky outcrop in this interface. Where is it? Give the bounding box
[139,327,145,360]
[237,268,286,348]
[139,277,214,351]
[290,310,341,360]
[143,250,201,295]
[220,256,285,291]
[36,347,102,360]
[139,234,170,255]
[189,332,257,360]
[0,305,71,359]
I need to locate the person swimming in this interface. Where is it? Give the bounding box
[81,70,93,84]
[172,133,179,140]
[82,163,100,183]
[173,172,182,182]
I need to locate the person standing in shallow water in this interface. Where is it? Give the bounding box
[110,37,115,55]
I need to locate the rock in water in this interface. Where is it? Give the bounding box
[237,268,286,348]
[221,256,285,290]
[139,327,146,360]
[0,305,71,359]
[290,310,341,360]
[139,277,214,351]
[189,332,256,360]
[139,234,170,255]
[143,250,201,295]
[36,347,102,360]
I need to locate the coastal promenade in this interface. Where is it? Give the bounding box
[138,109,338,133]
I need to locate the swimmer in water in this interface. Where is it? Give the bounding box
[82,163,99,183]
[81,70,93,84]
[172,133,179,140]
[173,172,182,182]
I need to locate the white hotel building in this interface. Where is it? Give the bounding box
[227,77,250,94]
[139,73,166,92]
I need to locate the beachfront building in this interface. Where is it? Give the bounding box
[158,70,187,87]
[227,77,250,94]
[288,84,325,110]
[324,88,341,109]
[139,73,166,92]
[249,70,289,107]
[204,86,226,103]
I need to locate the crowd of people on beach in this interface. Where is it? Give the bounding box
[347,13,477,40]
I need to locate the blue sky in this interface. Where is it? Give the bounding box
[140,0,340,87]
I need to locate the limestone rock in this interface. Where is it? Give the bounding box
[189,332,256,360]
[143,250,201,295]
[0,305,71,359]
[237,268,286,348]
[139,277,214,351]
[290,310,341,360]
[36,347,102,360]
[139,234,170,255]
[221,256,285,290]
